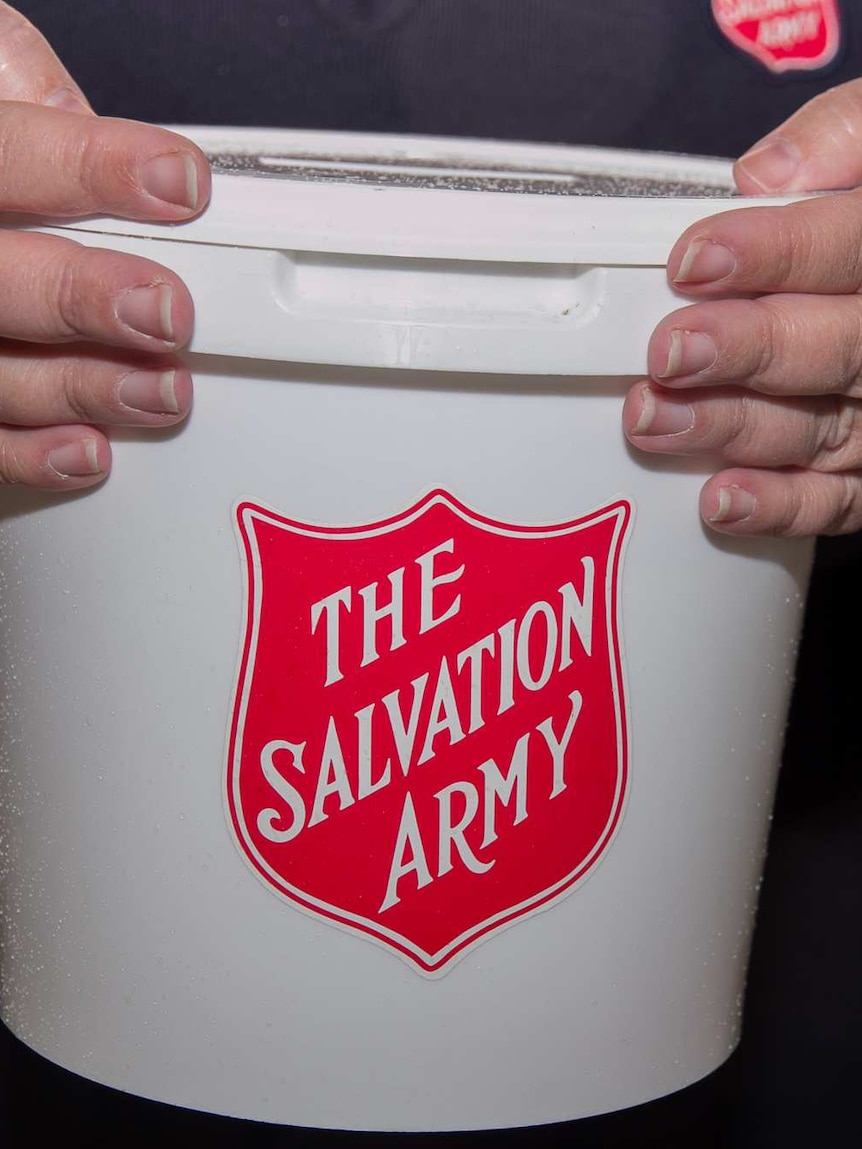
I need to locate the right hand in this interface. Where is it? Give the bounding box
[624,80,862,538]
[0,2,211,490]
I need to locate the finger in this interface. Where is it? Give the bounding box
[666,192,862,298]
[734,79,862,194]
[0,424,110,490]
[647,296,862,399]
[624,382,862,473]
[0,231,193,349]
[0,3,91,111]
[700,468,862,537]
[0,346,192,426]
[0,103,210,219]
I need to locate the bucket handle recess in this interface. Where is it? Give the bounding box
[35,228,678,376]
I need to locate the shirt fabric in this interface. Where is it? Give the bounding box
[13,0,862,154]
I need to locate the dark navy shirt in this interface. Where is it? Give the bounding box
[13,0,862,155]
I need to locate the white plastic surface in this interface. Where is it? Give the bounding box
[32,128,798,375]
[0,132,813,1131]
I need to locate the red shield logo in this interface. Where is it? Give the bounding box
[712,0,841,73]
[226,490,631,975]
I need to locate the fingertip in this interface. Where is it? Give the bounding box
[129,126,211,219]
[647,306,723,381]
[171,365,194,413]
[733,157,771,197]
[112,272,195,349]
[733,137,802,195]
[138,151,212,218]
[190,144,213,214]
[671,238,738,288]
[702,481,758,530]
[666,228,715,289]
[623,380,655,439]
[64,117,214,223]
[733,81,862,195]
[0,426,113,491]
[701,469,859,538]
[45,433,111,486]
[117,365,193,420]
[168,276,196,348]
[647,326,674,380]
[152,128,212,191]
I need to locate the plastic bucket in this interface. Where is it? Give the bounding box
[0,131,812,1131]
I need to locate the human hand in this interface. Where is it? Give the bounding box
[624,80,862,538]
[0,2,210,489]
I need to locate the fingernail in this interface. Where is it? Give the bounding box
[675,240,737,285]
[43,86,91,113]
[736,137,801,193]
[631,385,694,436]
[47,439,102,479]
[660,330,718,378]
[115,284,174,342]
[119,369,179,414]
[140,152,200,210]
[711,484,758,524]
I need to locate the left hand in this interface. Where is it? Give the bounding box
[0,3,210,492]
[624,80,862,538]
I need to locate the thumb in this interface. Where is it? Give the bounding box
[734,79,862,194]
[0,2,92,112]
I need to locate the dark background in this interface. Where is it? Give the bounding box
[2,2,861,1145]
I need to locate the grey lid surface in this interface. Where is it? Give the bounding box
[207,147,736,199]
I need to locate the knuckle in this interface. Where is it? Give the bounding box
[744,298,862,399]
[70,129,103,204]
[67,128,116,206]
[775,472,858,537]
[834,203,862,289]
[822,197,862,288]
[748,300,784,378]
[57,122,139,212]
[772,207,817,282]
[774,199,862,289]
[813,400,862,468]
[0,436,28,486]
[821,400,856,451]
[774,476,814,537]
[60,363,101,421]
[50,247,92,339]
[836,304,862,390]
[720,394,758,453]
[49,245,129,339]
[823,474,862,535]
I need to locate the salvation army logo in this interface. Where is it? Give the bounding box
[712,1,841,73]
[226,491,632,975]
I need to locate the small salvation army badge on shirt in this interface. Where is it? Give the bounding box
[712,0,842,73]
[226,490,632,975]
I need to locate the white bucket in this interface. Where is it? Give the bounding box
[0,131,811,1131]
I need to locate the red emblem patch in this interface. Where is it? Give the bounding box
[226,490,631,975]
[712,0,841,73]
